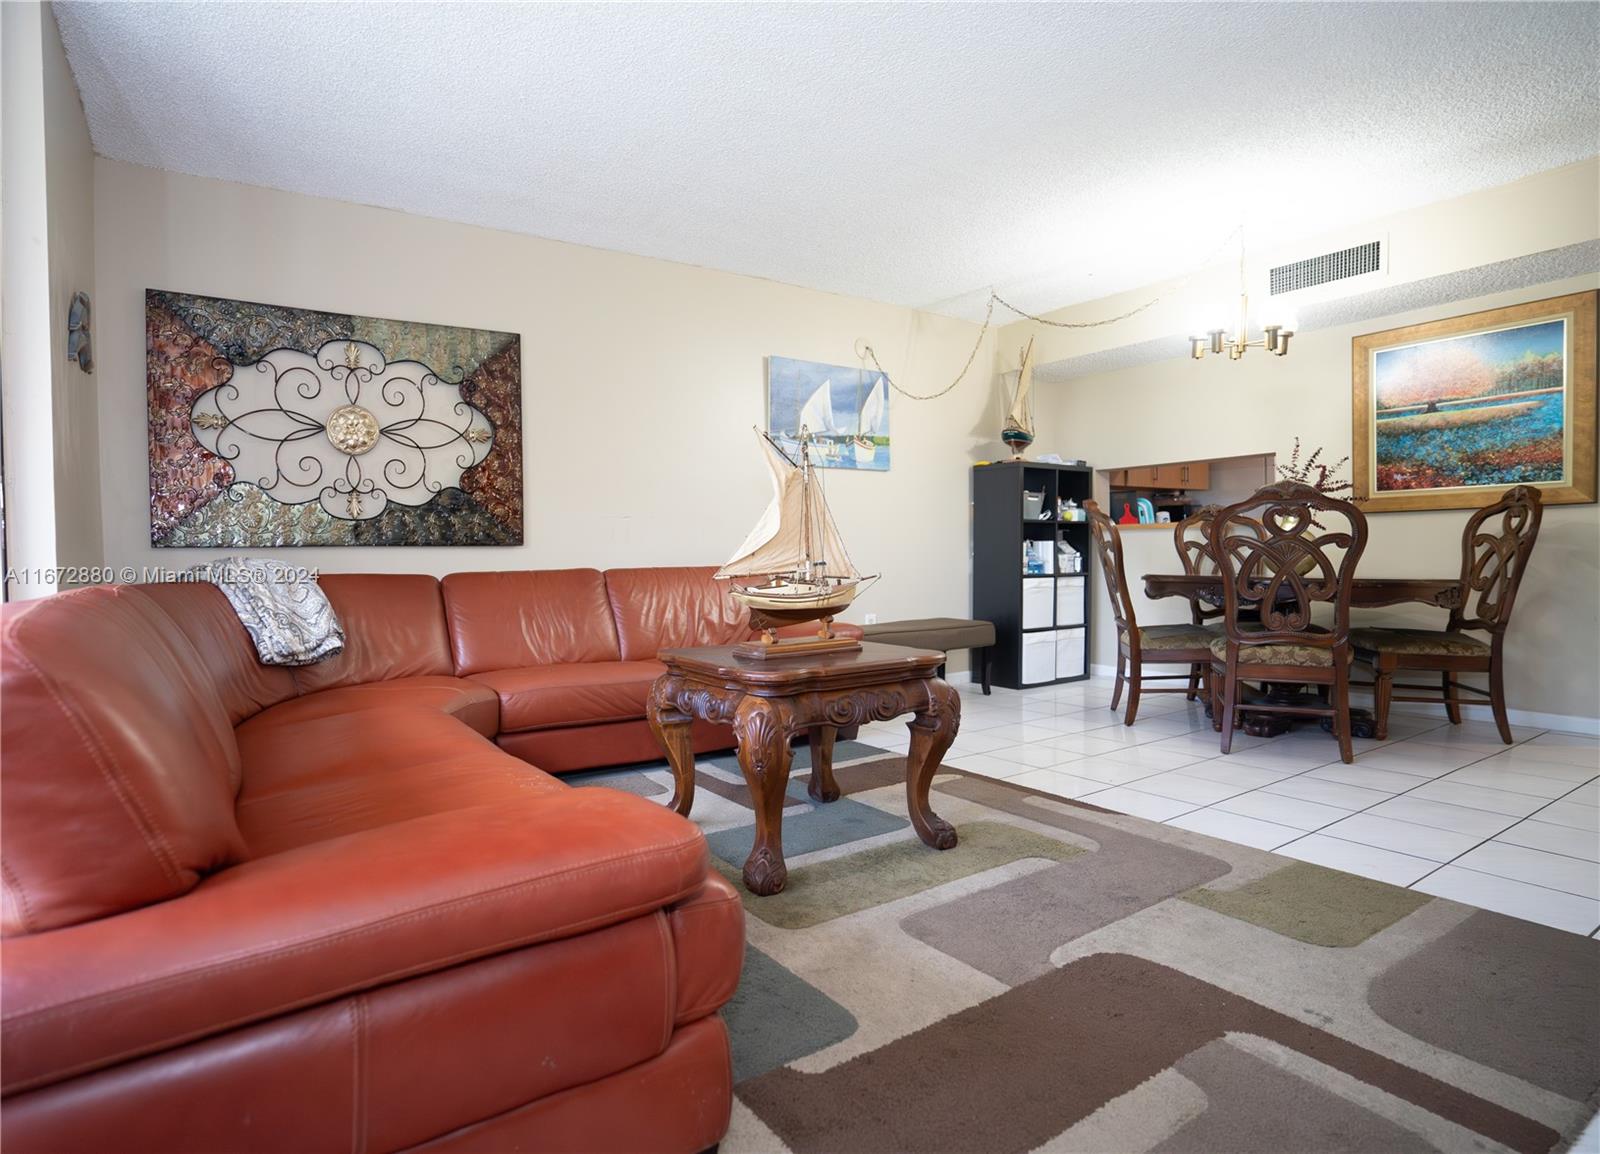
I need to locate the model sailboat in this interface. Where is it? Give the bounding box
[1001,337,1036,459]
[717,427,874,659]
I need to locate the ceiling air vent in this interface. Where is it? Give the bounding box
[1269,240,1383,296]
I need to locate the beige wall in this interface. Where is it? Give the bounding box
[2,2,100,598]
[2,1,60,598]
[93,159,1007,646]
[41,2,101,575]
[1035,273,1600,726]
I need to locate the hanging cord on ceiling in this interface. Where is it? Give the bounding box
[856,295,996,401]
[859,225,1245,401]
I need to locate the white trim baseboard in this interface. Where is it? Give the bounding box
[1385,700,1599,737]
[1083,664,1596,736]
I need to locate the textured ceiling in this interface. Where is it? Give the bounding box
[56,2,1600,318]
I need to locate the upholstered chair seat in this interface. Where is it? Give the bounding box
[1350,627,1490,657]
[1208,633,1353,667]
[1121,623,1220,650]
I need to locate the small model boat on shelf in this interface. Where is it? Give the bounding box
[717,427,875,659]
[1000,337,1036,459]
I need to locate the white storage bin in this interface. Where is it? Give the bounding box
[1055,628,1086,680]
[1022,633,1056,685]
[1022,578,1054,630]
[1056,576,1085,626]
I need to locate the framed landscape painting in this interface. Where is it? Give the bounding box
[766,355,890,471]
[1352,290,1596,513]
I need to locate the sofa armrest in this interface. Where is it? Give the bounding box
[2,789,707,1094]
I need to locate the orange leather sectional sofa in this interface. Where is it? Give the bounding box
[0,565,858,1152]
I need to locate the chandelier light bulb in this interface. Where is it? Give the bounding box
[1187,226,1294,363]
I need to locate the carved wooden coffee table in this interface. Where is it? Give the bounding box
[647,642,960,896]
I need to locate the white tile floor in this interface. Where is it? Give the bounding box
[855,676,1600,937]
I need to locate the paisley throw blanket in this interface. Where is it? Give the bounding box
[191,558,344,666]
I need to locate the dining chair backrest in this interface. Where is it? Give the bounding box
[1209,482,1368,652]
[1449,485,1544,635]
[1174,505,1227,624]
[1085,500,1137,639]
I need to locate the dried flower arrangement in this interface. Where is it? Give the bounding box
[1277,438,1361,500]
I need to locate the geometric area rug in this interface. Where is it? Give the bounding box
[570,743,1600,1154]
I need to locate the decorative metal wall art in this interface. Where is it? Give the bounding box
[148,290,522,546]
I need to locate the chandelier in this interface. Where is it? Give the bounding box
[1190,231,1294,360]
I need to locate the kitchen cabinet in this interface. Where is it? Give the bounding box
[1155,462,1209,489]
[1114,462,1212,490]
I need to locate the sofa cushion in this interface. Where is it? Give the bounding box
[668,873,745,1027]
[472,661,663,733]
[293,574,454,693]
[443,570,621,675]
[0,587,245,936]
[605,566,751,660]
[136,581,299,726]
[236,706,506,800]
[0,789,710,1095]
[235,706,561,855]
[498,717,735,775]
[412,1017,731,1154]
[0,915,684,1153]
[247,675,500,737]
[238,753,569,857]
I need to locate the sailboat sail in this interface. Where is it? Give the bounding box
[715,429,859,580]
[798,381,839,436]
[859,375,887,437]
[1006,338,1035,435]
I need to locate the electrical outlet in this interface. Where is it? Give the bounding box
[863,612,878,625]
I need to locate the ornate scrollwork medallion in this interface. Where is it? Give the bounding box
[325,404,380,455]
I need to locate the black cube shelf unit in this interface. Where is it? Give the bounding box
[973,460,1093,690]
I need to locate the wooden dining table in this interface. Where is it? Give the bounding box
[1141,572,1463,738]
[1142,573,1463,612]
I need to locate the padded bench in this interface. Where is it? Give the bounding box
[861,617,996,694]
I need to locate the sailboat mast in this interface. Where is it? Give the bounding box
[800,434,814,578]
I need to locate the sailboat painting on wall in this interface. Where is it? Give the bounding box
[766,356,890,471]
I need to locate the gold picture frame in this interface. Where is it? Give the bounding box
[1352,289,1597,513]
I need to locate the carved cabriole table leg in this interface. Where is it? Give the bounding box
[733,695,795,896]
[807,725,839,802]
[646,675,698,816]
[905,678,960,850]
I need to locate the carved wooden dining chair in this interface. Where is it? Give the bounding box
[1173,505,1228,701]
[1352,485,1543,743]
[1085,500,1220,726]
[1208,483,1368,763]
